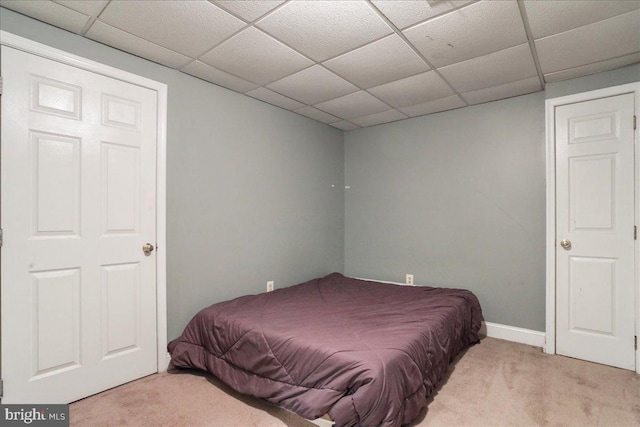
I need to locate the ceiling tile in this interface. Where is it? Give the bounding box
[544,52,640,84]
[324,34,429,89]
[331,121,360,131]
[294,106,341,124]
[200,27,313,85]
[350,109,407,127]
[0,0,90,33]
[181,60,259,93]
[213,0,284,22]
[439,43,537,93]
[267,65,359,105]
[315,91,390,120]
[86,21,192,69]
[535,10,640,74]
[54,0,108,17]
[462,76,541,105]
[403,0,527,67]
[99,0,245,58]
[256,0,393,62]
[371,0,475,30]
[398,95,466,117]
[247,87,305,110]
[368,71,454,108]
[524,0,640,39]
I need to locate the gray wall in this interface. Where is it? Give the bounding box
[0,9,345,341]
[345,93,547,331]
[345,64,640,332]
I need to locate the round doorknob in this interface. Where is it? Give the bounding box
[143,243,154,256]
[560,239,572,250]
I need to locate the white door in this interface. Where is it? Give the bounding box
[555,93,636,370]
[1,46,159,403]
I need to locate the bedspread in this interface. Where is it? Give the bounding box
[168,273,483,426]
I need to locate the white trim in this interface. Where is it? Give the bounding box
[480,322,546,348]
[545,82,640,374]
[0,31,169,373]
[355,277,416,286]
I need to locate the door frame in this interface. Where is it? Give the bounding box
[545,82,640,374]
[0,31,169,374]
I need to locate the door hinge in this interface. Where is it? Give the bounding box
[634,115,637,130]
[0,75,3,96]
[634,226,637,240]
[635,335,637,351]
[0,228,3,247]
[0,379,3,399]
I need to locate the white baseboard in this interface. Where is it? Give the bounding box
[481,321,545,348]
[355,276,416,286]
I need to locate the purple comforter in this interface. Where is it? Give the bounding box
[168,273,483,426]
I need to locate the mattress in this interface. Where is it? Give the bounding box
[168,273,483,426]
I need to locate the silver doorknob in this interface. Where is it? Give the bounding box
[560,239,572,250]
[143,243,154,256]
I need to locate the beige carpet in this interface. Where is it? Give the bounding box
[70,337,640,426]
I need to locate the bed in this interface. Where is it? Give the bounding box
[168,273,483,427]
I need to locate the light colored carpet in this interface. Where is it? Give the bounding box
[70,337,640,426]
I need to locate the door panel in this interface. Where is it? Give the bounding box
[31,268,81,378]
[555,93,635,370]
[569,257,615,334]
[1,46,158,403]
[569,154,615,230]
[101,263,140,358]
[32,132,81,235]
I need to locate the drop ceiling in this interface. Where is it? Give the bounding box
[2,0,639,130]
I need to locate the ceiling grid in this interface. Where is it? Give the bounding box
[2,0,638,129]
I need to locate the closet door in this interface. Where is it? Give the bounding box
[555,93,635,370]
[1,46,159,403]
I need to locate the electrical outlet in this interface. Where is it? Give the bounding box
[406,274,414,285]
[267,281,274,292]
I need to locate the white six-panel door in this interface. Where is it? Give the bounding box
[1,46,159,403]
[555,93,636,370]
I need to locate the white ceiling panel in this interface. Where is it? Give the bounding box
[247,87,305,110]
[404,0,527,67]
[87,21,192,69]
[371,0,475,30]
[181,60,259,93]
[368,71,454,108]
[54,0,108,17]
[330,121,360,131]
[398,95,466,117]
[535,10,640,74]
[544,52,640,84]
[267,65,359,105]
[462,76,541,105]
[324,34,429,89]
[256,0,393,62]
[6,0,640,129]
[213,0,284,23]
[524,0,640,40]
[351,109,407,127]
[440,43,537,94]
[1,0,89,33]
[200,27,313,85]
[99,0,245,58]
[315,91,391,120]
[294,106,341,124]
